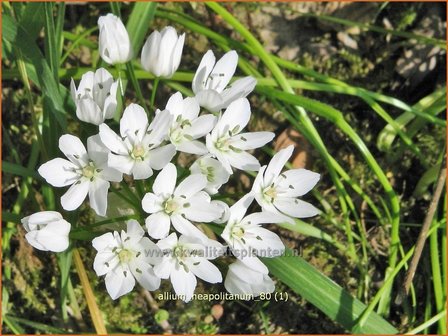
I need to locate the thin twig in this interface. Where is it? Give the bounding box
[140,288,173,333]
[398,159,446,302]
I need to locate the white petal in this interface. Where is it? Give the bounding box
[99,123,129,155]
[76,97,103,125]
[132,264,161,291]
[165,91,183,118]
[187,114,216,138]
[264,145,294,186]
[156,232,178,251]
[142,193,163,214]
[170,33,185,77]
[120,103,148,138]
[145,110,172,146]
[215,98,251,135]
[141,30,161,73]
[246,227,285,257]
[277,169,320,197]
[98,166,123,182]
[131,160,153,180]
[274,198,320,218]
[194,90,223,113]
[60,179,90,211]
[238,255,268,274]
[25,220,70,252]
[92,232,119,251]
[88,178,110,216]
[171,264,197,302]
[93,251,119,276]
[226,150,260,171]
[108,153,134,175]
[153,257,174,279]
[192,50,216,94]
[242,211,287,226]
[38,158,79,187]
[230,132,274,150]
[189,258,222,283]
[171,215,209,242]
[176,140,208,155]
[145,212,171,239]
[153,163,177,195]
[220,76,257,108]
[105,265,136,300]
[126,219,145,240]
[207,50,238,92]
[182,198,221,222]
[59,134,88,166]
[174,174,207,198]
[228,194,253,224]
[22,211,62,231]
[87,134,108,154]
[148,145,176,170]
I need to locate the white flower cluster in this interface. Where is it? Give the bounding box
[22,14,320,303]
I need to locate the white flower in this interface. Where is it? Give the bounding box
[190,156,230,195]
[221,195,285,273]
[21,211,71,252]
[141,26,185,78]
[98,13,132,65]
[154,233,222,302]
[38,134,123,216]
[224,260,275,297]
[99,103,176,180]
[206,98,274,173]
[163,92,216,155]
[70,68,118,125]
[210,200,230,224]
[192,50,257,113]
[92,220,161,300]
[142,163,222,241]
[252,145,320,222]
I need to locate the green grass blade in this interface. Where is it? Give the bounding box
[263,253,398,334]
[1,161,41,179]
[126,2,157,56]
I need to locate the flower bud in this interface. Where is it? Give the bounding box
[141,26,185,78]
[21,211,71,252]
[98,13,132,65]
[71,68,118,125]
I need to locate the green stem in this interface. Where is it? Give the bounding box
[150,77,160,112]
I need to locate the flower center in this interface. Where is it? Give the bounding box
[263,185,277,201]
[131,144,146,160]
[200,164,214,183]
[163,197,179,215]
[82,163,96,179]
[231,225,245,238]
[118,249,133,264]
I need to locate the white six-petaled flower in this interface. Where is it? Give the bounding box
[141,26,185,78]
[224,259,275,298]
[154,233,222,302]
[252,145,321,222]
[99,103,176,180]
[221,194,285,273]
[92,220,161,300]
[70,68,118,125]
[21,211,71,252]
[38,134,122,216]
[162,92,216,155]
[190,156,230,195]
[98,13,132,65]
[192,50,257,113]
[141,163,222,241]
[206,97,274,174]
